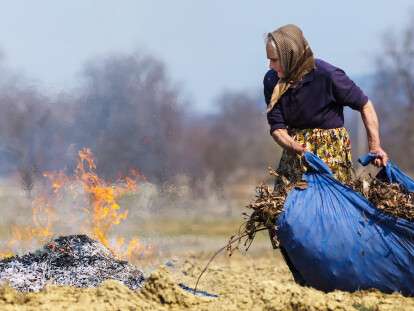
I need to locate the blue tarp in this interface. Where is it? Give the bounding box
[359,153,414,192]
[276,152,414,295]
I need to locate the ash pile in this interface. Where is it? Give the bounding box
[0,235,145,292]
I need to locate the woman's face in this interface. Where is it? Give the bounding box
[268,57,284,78]
[266,41,284,78]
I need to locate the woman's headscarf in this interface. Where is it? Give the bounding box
[266,24,315,112]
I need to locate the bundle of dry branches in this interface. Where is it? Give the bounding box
[195,168,296,292]
[226,168,305,255]
[349,177,414,221]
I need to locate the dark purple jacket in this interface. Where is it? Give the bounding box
[264,59,368,135]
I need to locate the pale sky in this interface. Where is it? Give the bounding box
[0,1,412,111]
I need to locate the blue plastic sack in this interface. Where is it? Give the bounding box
[276,152,414,295]
[359,153,414,192]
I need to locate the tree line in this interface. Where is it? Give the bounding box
[0,52,276,189]
[1,14,413,191]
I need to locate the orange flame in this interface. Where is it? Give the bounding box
[75,148,130,249]
[1,148,153,260]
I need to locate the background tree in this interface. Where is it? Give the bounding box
[70,52,185,182]
[373,14,414,171]
[188,91,278,187]
[0,49,279,189]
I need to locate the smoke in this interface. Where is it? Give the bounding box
[0,49,277,191]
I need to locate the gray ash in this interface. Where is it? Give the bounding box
[0,235,145,292]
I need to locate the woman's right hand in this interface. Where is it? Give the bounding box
[292,142,307,155]
[271,129,307,155]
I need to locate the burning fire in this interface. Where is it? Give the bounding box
[0,148,152,260]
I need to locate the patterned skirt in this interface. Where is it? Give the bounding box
[277,127,353,184]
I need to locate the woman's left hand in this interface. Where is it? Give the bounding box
[360,101,388,167]
[369,147,389,167]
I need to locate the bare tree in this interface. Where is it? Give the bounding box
[71,52,185,182]
[188,91,278,188]
[373,13,414,170]
[0,49,278,189]
[0,77,69,175]
[19,164,37,198]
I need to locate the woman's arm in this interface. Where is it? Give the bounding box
[360,100,389,166]
[271,129,306,154]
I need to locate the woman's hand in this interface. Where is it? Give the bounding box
[271,129,306,154]
[292,143,307,155]
[360,100,388,167]
[369,146,389,167]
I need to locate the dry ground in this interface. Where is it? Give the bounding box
[0,220,413,310]
[0,180,413,310]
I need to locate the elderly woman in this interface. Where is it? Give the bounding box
[264,24,389,284]
[264,24,388,184]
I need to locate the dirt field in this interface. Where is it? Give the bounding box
[0,182,414,310]
[0,229,413,311]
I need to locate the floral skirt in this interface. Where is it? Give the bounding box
[277,127,353,184]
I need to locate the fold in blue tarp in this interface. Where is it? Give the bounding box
[276,152,414,295]
[359,153,414,192]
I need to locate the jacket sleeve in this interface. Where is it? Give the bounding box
[330,68,368,110]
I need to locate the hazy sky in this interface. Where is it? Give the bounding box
[0,1,412,111]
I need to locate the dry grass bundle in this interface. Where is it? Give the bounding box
[226,168,306,255]
[349,177,414,221]
[194,168,294,292]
